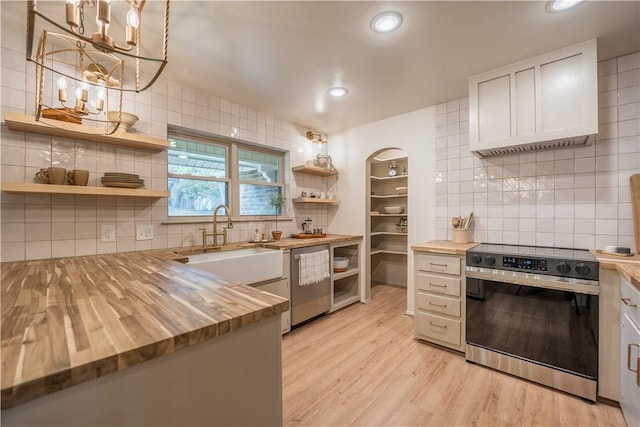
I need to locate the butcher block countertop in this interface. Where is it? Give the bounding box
[411,240,480,255]
[262,234,361,250]
[0,251,289,409]
[592,251,640,290]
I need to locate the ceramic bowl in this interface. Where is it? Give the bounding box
[107,111,139,130]
[395,186,408,195]
[384,206,404,214]
[334,257,349,272]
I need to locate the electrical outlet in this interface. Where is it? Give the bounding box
[101,224,116,243]
[136,224,153,241]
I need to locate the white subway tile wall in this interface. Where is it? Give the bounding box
[0,26,335,261]
[435,51,640,250]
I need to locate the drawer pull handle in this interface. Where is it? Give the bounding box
[637,357,640,387]
[430,262,448,268]
[429,322,447,329]
[628,344,639,373]
[428,302,447,308]
[429,282,447,288]
[622,298,638,308]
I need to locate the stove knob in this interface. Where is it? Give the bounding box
[484,256,496,266]
[556,262,571,274]
[471,254,482,264]
[575,263,591,276]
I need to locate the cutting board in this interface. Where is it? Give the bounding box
[632,174,640,254]
[291,233,327,239]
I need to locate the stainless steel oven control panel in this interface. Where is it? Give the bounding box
[503,256,547,271]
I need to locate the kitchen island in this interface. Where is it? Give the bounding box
[1,250,288,426]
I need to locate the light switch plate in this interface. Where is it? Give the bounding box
[101,224,116,242]
[136,224,153,241]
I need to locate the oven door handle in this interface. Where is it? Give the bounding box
[465,267,599,295]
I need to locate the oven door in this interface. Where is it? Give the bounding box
[466,271,599,380]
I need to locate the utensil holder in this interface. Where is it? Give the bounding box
[452,228,472,244]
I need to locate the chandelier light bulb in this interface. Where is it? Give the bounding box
[78,80,89,102]
[74,87,85,110]
[127,5,140,28]
[57,76,67,102]
[96,82,106,111]
[96,81,107,100]
[57,76,67,90]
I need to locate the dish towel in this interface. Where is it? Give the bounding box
[298,250,330,286]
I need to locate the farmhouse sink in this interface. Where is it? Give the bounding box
[186,247,283,285]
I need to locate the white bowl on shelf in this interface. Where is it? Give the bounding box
[107,111,139,131]
[384,206,404,214]
[334,257,349,272]
[395,186,407,195]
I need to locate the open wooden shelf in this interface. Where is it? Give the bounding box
[292,165,338,177]
[371,194,407,199]
[370,175,408,181]
[4,112,170,151]
[293,197,339,205]
[333,267,359,281]
[371,232,408,236]
[2,182,169,198]
[370,250,407,256]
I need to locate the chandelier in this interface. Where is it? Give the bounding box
[27,0,170,134]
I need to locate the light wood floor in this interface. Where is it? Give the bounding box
[282,285,627,427]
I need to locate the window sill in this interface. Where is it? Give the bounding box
[162,217,293,225]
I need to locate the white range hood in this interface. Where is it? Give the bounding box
[468,39,598,158]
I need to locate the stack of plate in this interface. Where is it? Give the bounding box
[101,172,145,189]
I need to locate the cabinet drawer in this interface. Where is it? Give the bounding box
[417,293,460,318]
[416,254,461,275]
[621,278,640,327]
[415,273,461,297]
[416,312,461,347]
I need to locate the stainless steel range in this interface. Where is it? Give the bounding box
[465,244,599,401]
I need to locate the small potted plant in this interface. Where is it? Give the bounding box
[396,216,408,233]
[268,194,285,241]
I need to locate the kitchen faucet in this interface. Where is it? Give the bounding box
[202,204,234,248]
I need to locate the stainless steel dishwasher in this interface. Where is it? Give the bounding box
[290,245,331,327]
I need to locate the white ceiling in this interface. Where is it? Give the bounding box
[7,1,640,134]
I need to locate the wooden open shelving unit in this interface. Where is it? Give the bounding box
[292,165,338,177]
[3,112,170,151]
[1,182,169,198]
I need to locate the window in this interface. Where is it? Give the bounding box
[167,129,284,220]
[238,148,282,216]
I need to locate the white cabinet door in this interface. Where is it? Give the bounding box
[539,53,587,133]
[478,74,511,143]
[620,313,640,427]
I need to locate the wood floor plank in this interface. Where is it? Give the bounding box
[282,285,627,427]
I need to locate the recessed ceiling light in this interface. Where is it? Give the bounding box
[327,87,348,97]
[546,0,584,12]
[370,11,403,34]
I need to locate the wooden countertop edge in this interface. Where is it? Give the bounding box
[591,251,640,291]
[411,240,480,255]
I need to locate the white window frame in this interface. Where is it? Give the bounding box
[167,127,285,223]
